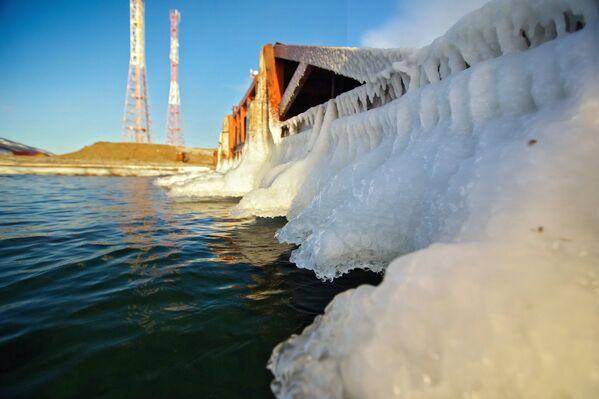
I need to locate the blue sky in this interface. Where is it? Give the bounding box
[0,0,400,154]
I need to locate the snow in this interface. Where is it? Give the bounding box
[269,24,599,396]
[274,45,410,83]
[158,113,272,197]
[157,0,599,396]
[270,241,599,398]
[267,6,599,399]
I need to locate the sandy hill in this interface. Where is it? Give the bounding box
[59,142,214,166]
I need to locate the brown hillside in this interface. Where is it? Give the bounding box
[59,142,215,165]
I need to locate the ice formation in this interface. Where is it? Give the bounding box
[158,0,599,396]
[155,126,271,197]
[267,1,599,397]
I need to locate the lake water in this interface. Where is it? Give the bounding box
[0,175,381,399]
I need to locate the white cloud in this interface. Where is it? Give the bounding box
[361,0,489,48]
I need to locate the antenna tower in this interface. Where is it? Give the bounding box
[123,0,151,143]
[166,10,183,146]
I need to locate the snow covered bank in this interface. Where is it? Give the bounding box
[269,35,599,393]
[270,240,599,398]
[266,0,599,397]
[274,27,597,278]
[156,150,267,197]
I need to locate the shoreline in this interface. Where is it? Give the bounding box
[0,158,212,177]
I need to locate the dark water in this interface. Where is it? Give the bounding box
[0,175,380,399]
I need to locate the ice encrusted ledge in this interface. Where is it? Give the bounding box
[266,0,599,398]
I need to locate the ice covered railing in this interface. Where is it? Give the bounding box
[278,104,323,136]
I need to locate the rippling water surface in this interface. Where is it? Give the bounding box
[0,175,380,398]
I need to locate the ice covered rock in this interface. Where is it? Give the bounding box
[269,16,599,398]
[269,11,599,398]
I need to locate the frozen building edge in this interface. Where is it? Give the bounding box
[159,0,599,396]
[214,44,408,168]
[214,0,591,170]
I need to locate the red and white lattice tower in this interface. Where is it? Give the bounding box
[166,10,183,146]
[123,0,151,143]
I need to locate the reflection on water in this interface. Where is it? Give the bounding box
[207,216,294,267]
[119,177,159,251]
[0,176,381,399]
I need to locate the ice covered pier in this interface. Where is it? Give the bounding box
[159,0,599,397]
